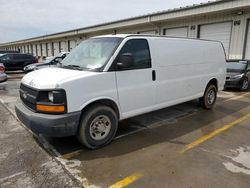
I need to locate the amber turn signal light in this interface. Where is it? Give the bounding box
[36,104,65,113]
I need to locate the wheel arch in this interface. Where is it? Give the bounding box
[80,98,121,119]
[205,78,218,91]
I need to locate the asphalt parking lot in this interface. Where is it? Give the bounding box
[1,71,250,188]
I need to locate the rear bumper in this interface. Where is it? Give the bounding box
[15,103,81,137]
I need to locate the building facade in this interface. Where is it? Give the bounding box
[1,0,250,60]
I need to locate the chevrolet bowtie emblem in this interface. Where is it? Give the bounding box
[22,92,27,99]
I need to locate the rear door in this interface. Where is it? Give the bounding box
[23,54,35,66]
[13,54,25,69]
[114,39,156,118]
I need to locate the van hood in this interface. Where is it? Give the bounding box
[22,67,96,89]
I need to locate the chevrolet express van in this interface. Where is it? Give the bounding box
[15,34,226,149]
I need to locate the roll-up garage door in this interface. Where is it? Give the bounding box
[61,41,67,52]
[199,22,232,57]
[163,27,188,37]
[244,20,250,59]
[42,43,46,57]
[27,45,30,54]
[47,43,52,57]
[69,40,77,51]
[37,44,41,56]
[32,45,36,56]
[54,42,60,55]
[30,45,33,55]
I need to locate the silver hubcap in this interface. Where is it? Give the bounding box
[242,80,249,90]
[207,89,215,105]
[89,115,111,141]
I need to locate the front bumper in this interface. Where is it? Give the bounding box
[225,79,242,88]
[0,73,7,82]
[15,103,81,137]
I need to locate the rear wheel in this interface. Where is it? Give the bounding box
[199,84,217,110]
[77,104,118,149]
[241,78,249,91]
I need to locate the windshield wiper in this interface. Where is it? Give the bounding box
[62,64,83,70]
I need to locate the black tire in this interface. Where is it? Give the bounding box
[241,78,249,91]
[77,104,118,149]
[199,84,217,110]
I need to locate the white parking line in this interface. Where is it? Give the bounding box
[0,171,26,183]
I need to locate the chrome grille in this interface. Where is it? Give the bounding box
[20,84,38,111]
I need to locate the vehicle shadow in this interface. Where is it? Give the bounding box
[44,97,250,160]
[224,87,250,92]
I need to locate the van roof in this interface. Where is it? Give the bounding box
[93,34,223,44]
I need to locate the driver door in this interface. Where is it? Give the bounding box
[114,39,156,119]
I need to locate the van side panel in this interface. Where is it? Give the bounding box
[148,38,226,107]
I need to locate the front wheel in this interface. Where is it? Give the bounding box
[199,84,217,110]
[77,104,118,149]
[241,78,249,91]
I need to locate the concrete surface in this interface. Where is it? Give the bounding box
[0,72,82,188]
[1,71,250,188]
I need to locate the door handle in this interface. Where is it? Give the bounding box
[152,70,156,81]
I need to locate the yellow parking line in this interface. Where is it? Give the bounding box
[221,92,250,103]
[61,149,83,160]
[108,173,143,188]
[181,113,250,154]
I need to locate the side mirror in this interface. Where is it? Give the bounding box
[53,58,62,65]
[53,58,59,63]
[117,53,134,70]
[58,58,62,63]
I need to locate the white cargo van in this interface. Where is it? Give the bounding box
[15,34,226,149]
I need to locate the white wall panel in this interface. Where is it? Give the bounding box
[138,30,157,35]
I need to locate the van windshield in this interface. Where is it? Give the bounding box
[61,37,122,71]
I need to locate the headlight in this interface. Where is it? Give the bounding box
[231,73,244,79]
[27,65,35,70]
[48,91,54,102]
[36,90,67,114]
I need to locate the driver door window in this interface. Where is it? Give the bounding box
[117,39,151,70]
